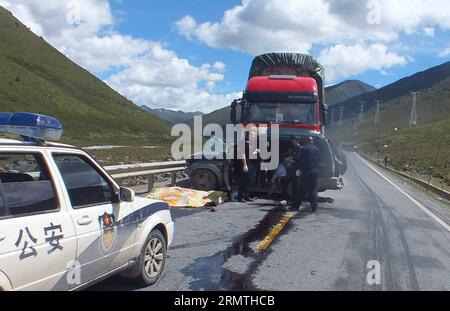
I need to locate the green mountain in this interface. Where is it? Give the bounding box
[141,106,204,125]
[328,61,450,123]
[327,62,450,185]
[199,106,232,126]
[326,80,376,106]
[199,79,376,126]
[0,6,171,147]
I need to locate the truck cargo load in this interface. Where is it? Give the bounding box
[248,52,325,104]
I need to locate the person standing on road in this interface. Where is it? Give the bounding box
[384,154,389,167]
[292,136,321,212]
[237,128,259,202]
[289,136,303,209]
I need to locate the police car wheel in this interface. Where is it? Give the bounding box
[136,229,166,286]
[192,169,218,191]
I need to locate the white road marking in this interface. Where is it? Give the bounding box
[355,153,450,233]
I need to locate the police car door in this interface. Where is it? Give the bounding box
[0,150,76,291]
[50,152,136,288]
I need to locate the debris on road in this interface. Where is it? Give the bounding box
[148,187,227,208]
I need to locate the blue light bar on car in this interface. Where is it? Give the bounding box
[0,112,63,141]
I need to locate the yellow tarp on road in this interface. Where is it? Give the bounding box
[148,187,227,208]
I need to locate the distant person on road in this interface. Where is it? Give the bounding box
[291,136,321,212]
[384,154,389,167]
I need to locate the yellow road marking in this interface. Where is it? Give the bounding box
[257,212,295,251]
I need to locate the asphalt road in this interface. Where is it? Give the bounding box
[92,152,450,291]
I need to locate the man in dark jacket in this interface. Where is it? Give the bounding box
[290,135,303,209]
[292,136,321,212]
[236,129,259,202]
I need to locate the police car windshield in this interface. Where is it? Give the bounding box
[247,102,317,125]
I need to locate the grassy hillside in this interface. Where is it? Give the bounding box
[327,75,450,185]
[198,106,232,127]
[328,61,450,122]
[326,80,376,106]
[0,7,171,151]
[141,105,203,125]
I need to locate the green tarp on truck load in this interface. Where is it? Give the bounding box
[248,52,325,103]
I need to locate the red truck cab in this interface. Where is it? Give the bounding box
[231,53,327,133]
[242,75,322,132]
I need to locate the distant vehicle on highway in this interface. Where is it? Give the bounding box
[0,113,174,291]
[187,52,346,195]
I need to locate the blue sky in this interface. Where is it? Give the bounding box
[2,0,450,112]
[110,0,450,89]
[108,0,252,92]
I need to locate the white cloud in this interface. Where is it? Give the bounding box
[423,27,435,37]
[318,43,407,81]
[104,53,240,112]
[439,47,450,57]
[2,0,233,113]
[213,61,226,72]
[175,0,450,81]
[176,0,450,52]
[174,15,197,39]
[380,70,395,76]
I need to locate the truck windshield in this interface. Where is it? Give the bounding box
[246,102,317,125]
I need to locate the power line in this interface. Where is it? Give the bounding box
[410,92,418,127]
[338,106,344,127]
[359,101,365,124]
[374,100,381,125]
[352,113,359,143]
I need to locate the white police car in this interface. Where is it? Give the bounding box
[0,113,174,290]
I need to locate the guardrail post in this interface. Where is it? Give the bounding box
[148,174,155,192]
[171,172,177,187]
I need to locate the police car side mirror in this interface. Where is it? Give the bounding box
[120,187,135,203]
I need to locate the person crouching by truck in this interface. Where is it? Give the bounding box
[236,128,260,203]
[291,136,321,212]
[267,153,291,198]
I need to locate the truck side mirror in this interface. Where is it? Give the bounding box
[321,103,328,126]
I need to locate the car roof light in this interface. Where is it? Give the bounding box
[0,112,63,141]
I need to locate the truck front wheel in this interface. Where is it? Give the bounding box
[191,169,218,191]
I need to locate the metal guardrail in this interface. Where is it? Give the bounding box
[360,153,450,201]
[104,161,187,192]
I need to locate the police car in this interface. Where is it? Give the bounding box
[0,113,174,290]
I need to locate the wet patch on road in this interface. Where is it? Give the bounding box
[181,206,297,290]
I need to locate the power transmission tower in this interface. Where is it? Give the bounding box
[352,113,359,143]
[338,106,344,127]
[359,101,365,124]
[374,100,381,125]
[409,92,418,127]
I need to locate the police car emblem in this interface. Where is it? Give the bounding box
[98,212,117,254]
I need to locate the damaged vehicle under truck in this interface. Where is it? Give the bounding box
[187,52,346,199]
